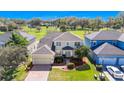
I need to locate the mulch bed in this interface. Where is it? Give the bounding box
[52,62,66,66]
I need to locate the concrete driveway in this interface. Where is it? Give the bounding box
[25,65,51,81]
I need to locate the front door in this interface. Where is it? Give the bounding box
[65,51,71,57]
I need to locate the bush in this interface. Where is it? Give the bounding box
[96,65,103,72]
[76,64,90,71]
[67,63,75,70]
[54,56,64,64]
[70,57,83,66]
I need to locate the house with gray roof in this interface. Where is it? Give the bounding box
[85,30,124,66]
[0,31,37,53]
[32,32,83,64]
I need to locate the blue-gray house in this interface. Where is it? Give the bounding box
[85,31,124,66]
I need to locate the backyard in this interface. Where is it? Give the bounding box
[22,26,60,41]
[48,57,108,81]
[22,26,90,41]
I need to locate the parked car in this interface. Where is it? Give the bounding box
[120,65,124,72]
[106,66,124,79]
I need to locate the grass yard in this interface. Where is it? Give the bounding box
[70,31,85,40]
[13,64,28,81]
[70,30,93,40]
[48,58,108,81]
[0,31,4,35]
[22,26,59,41]
[13,57,32,81]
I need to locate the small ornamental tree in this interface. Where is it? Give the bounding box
[75,46,90,60]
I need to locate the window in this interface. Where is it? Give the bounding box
[93,41,97,46]
[75,42,80,47]
[56,42,61,46]
[67,42,69,46]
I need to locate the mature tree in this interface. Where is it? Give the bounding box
[7,22,18,31]
[95,17,103,30]
[89,19,96,31]
[28,18,41,27]
[75,46,90,59]
[0,46,28,80]
[60,25,67,32]
[78,19,89,30]
[6,32,29,46]
[118,11,124,26]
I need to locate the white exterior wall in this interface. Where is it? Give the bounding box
[32,54,54,64]
[54,41,83,55]
[27,41,37,54]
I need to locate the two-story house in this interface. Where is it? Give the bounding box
[0,31,37,53]
[32,32,83,65]
[85,31,124,66]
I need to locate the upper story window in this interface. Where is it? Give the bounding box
[75,42,80,47]
[56,42,61,46]
[92,41,97,46]
[67,42,69,46]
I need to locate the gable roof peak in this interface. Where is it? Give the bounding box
[53,32,82,41]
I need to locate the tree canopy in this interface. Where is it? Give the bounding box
[75,46,90,59]
[6,32,29,46]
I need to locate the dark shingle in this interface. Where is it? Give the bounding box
[94,43,124,56]
[33,45,55,55]
[86,31,122,40]
[37,32,62,48]
[53,32,82,41]
[62,46,74,50]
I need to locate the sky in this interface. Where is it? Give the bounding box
[0,11,120,21]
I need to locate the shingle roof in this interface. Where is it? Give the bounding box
[62,46,74,50]
[37,32,62,48]
[85,31,122,40]
[118,33,124,42]
[53,32,82,42]
[0,31,35,44]
[94,43,124,56]
[33,45,55,55]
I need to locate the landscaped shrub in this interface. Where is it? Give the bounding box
[96,65,103,72]
[67,63,75,70]
[54,56,64,64]
[76,64,90,71]
[26,62,33,71]
[70,57,83,66]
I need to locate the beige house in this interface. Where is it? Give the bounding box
[53,32,83,57]
[32,45,55,64]
[32,32,83,65]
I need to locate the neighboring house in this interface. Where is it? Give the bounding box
[0,31,37,53]
[32,32,83,65]
[85,30,124,66]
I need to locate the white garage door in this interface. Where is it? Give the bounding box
[99,58,117,65]
[118,58,124,65]
[32,54,54,64]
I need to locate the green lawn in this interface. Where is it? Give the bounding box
[13,57,32,81]
[22,26,59,41]
[70,31,85,40]
[0,31,4,35]
[13,64,28,81]
[48,58,108,81]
